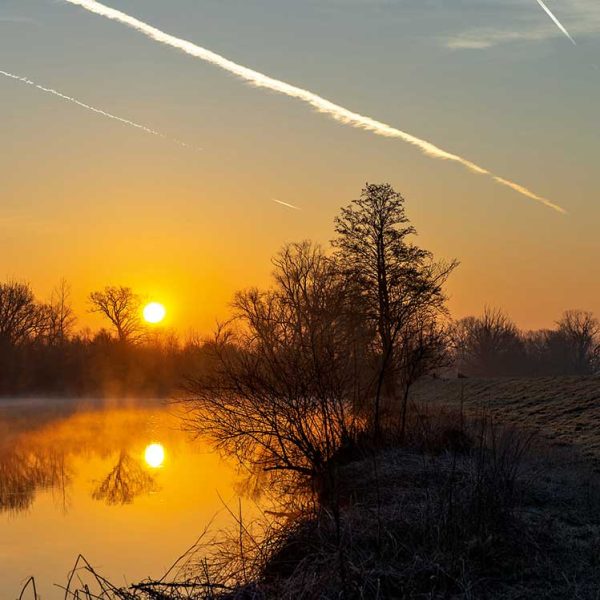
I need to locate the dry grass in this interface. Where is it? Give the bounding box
[409,376,600,465]
[238,417,600,599]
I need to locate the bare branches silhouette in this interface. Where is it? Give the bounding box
[89,286,145,344]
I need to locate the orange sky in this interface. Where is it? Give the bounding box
[2,0,599,333]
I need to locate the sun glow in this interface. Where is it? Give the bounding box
[144,443,165,468]
[143,302,166,324]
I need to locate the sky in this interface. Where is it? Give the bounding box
[1,0,599,333]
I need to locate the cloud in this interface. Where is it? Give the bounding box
[0,16,37,25]
[273,199,301,210]
[447,27,562,50]
[1,69,198,150]
[536,0,576,45]
[447,0,600,49]
[62,0,565,213]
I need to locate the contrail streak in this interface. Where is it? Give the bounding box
[272,198,301,210]
[535,0,576,45]
[0,69,197,150]
[63,0,565,214]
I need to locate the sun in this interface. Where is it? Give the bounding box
[143,302,166,324]
[144,443,165,468]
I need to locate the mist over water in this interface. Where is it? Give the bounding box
[0,397,250,599]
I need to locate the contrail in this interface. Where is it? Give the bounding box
[0,69,197,150]
[272,198,301,210]
[63,0,565,214]
[535,0,576,45]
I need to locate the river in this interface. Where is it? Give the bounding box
[0,397,252,598]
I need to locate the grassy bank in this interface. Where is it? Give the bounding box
[410,376,600,466]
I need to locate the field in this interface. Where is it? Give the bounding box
[410,375,600,466]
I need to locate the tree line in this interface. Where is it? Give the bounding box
[0,183,598,401]
[0,281,205,397]
[454,307,599,377]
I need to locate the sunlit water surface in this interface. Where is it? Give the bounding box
[0,398,252,599]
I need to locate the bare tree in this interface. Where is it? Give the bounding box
[89,286,145,343]
[0,280,47,347]
[184,242,361,488]
[46,279,76,345]
[454,309,600,377]
[333,183,457,433]
[556,310,599,375]
[396,312,451,440]
[452,307,524,377]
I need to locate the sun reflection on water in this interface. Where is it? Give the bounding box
[144,443,165,468]
[0,403,262,600]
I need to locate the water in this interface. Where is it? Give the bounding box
[0,398,250,598]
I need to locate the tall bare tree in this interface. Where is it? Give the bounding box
[89,286,144,343]
[47,279,76,345]
[333,183,457,433]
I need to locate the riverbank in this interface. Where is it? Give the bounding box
[224,411,600,599]
[62,398,600,599]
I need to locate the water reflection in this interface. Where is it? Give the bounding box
[144,443,165,468]
[92,451,156,505]
[0,401,170,513]
[0,448,70,513]
[0,399,251,600]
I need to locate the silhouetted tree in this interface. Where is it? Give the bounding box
[396,312,451,440]
[554,310,599,375]
[0,280,47,346]
[453,308,524,377]
[0,281,49,392]
[89,286,145,343]
[333,183,457,433]
[185,242,361,487]
[46,279,76,346]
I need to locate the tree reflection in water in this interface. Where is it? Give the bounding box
[0,402,170,513]
[0,449,70,513]
[92,451,156,505]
